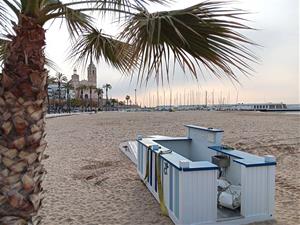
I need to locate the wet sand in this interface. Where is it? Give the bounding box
[39,111,300,225]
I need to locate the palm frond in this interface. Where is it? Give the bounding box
[103,83,112,89]
[120,1,258,83]
[63,80,74,89]
[47,75,57,84]
[2,0,20,18]
[45,56,60,71]
[0,2,6,24]
[39,1,94,38]
[69,28,136,73]
[0,37,10,63]
[94,88,104,94]
[94,0,171,14]
[54,72,68,82]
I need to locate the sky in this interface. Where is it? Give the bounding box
[44,0,299,105]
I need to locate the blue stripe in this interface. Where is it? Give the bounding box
[182,167,218,171]
[234,160,277,167]
[169,165,173,211]
[155,155,157,192]
[150,151,152,186]
[147,150,150,183]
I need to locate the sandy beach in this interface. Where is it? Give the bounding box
[38,111,300,225]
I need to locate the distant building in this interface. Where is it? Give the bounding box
[70,58,99,101]
[217,103,288,111]
[48,83,76,100]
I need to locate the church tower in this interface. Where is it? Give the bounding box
[87,56,97,86]
[71,68,79,89]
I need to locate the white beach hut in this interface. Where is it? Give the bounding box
[134,125,276,225]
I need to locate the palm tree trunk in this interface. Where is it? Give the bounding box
[67,89,70,113]
[106,89,108,111]
[0,15,47,224]
[97,94,100,111]
[58,81,61,113]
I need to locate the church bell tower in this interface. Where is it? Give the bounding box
[87,56,97,86]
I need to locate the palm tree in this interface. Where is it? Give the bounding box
[103,83,112,111]
[94,88,104,111]
[0,1,256,223]
[87,85,96,111]
[54,73,67,113]
[63,81,74,113]
[111,98,118,109]
[47,75,56,114]
[125,95,130,106]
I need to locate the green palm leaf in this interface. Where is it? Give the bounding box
[0,37,9,63]
[70,28,136,73]
[38,1,94,38]
[120,1,258,83]
[95,0,171,14]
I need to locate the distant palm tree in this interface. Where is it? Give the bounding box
[103,84,112,110]
[95,88,104,111]
[111,98,118,109]
[125,95,130,106]
[63,81,74,113]
[47,75,56,114]
[54,73,67,113]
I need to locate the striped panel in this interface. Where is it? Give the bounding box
[140,145,144,174]
[138,143,141,172]
[150,151,153,186]
[174,168,179,218]
[155,154,158,192]
[169,165,173,212]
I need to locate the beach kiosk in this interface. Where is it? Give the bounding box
[135,125,276,225]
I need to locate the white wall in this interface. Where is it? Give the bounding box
[241,166,275,218]
[180,170,218,224]
[156,140,191,160]
[188,128,223,162]
[224,157,242,185]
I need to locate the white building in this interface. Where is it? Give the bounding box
[70,58,99,101]
[218,103,287,111]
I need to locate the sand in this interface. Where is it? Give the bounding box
[38,111,300,225]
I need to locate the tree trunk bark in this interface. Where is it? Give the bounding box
[67,89,70,113]
[58,81,61,113]
[106,89,108,111]
[0,15,47,225]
